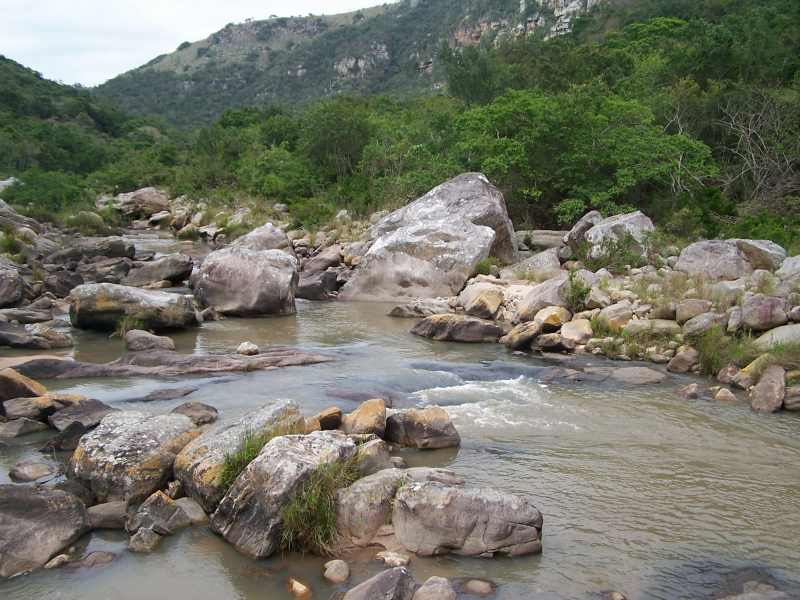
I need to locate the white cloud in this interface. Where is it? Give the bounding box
[2,0,391,86]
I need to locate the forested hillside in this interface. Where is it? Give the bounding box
[95,0,598,126]
[2,0,798,252]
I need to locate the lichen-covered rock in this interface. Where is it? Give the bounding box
[124,329,175,352]
[393,482,543,557]
[342,567,417,600]
[676,241,754,281]
[70,412,199,503]
[193,247,298,317]
[174,402,302,512]
[69,283,198,331]
[0,485,88,578]
[336,468,464,548]
[210,431,357,559]
[128,528,162,553]
[563,211,602,252]
[385,407,460,449]
[411,314,505,343]
[123,254,193,288]
[463,286,505,320]
[750,365,786,413]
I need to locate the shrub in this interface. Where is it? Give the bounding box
[690,326,760,376]
[219,421,305,491]
[565,269,590,313]
[580,233,648,273]
[590,316,621,338]
[65,211,109,235]
[279,457,362,555]
[474,256,503,276]
[0,226,22,255]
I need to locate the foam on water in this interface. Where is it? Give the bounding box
[412,376,584,432]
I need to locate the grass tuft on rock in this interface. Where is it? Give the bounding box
[111,316,146,339]
[691,325,760,376]
[280,457,361,556]
[474,256,503,276]
[219,421,304,491]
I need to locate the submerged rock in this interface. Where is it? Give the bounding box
[0,485,88,578]
[0,417,48,438]
[393,482,543,557]
[70,411,199,503]
[174,401,303,512]
[210,431,357,559]
[127,490,192,535]
[124,329,176,352]
[342,567,417,600]
[414,577,456,600]
[388,298,452,319]
[750,365,786,413]
[69,283,198,331]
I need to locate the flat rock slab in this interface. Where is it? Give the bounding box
[13,348,333,380]
[48,399,117,432]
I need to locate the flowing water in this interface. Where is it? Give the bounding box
[2,299,800,600]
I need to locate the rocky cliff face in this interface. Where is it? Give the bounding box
[95,0,615,125]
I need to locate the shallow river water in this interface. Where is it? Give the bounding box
[2,299,800,600]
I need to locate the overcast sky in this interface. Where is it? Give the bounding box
[3,0,389,87]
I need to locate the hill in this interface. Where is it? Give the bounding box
[95,0,605,125]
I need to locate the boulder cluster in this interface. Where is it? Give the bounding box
[1,389,542,595]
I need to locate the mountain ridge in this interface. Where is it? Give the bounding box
[95,0,606,125]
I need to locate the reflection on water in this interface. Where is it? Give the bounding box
[2,300,799,600]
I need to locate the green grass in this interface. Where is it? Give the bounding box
[474,256,503,276]
[111,316,146,339]
[219,421,305,491]
[0,226,22,255]
[279,456,362,555]
[690,325,761,376]
[565,269,590,313]
[65,211,111,235]
[578,233,647,274]
[590,316,621,338]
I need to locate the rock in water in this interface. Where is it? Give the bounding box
[193,247,298,317]
[341,398,386,437]
[393,482,543,557]
[70,412,199,503]
[411,314,505,343]
[340,173,516,301]
[414,577,457,600]
[123,254,193,288]
[231,222,295,255]
[171,402,218,426]
[69,283,198,331]
[124,330,176,352]
[88,501,128,530]
[48,399,117,432]
[114,187,169,218]
[210,431,357,559]
[323,559,350,584]
[174,402,303,512]
[385,407,460,449]
[127,491,192,535]
[342,567,417,600]
[128,528,162,553]
[0,485,88,578]
[0,368,48,403]
[750,365,786,413]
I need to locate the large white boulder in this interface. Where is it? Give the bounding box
[193,247,298,316]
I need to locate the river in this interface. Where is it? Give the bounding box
[2,298,800,600]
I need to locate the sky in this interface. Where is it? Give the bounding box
[2,0,389,87]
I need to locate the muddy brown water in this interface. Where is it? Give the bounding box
[2,298,800,600]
